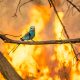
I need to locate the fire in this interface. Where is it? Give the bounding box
[0,73,5,80]
[8,5,51,79]
[1,5,80,80]
[53,12,80,80]
[53,12,74,64]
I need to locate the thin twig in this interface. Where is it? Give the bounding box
[5,34,21,37]
[0,30,21,37]
[19,0,33,15]
[13,0,22,17]
[13,0,33,16]
[48,0,78,60]
[66,0,80,12]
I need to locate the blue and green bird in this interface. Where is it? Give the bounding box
[9,26,35,54]
[20,26,35,41]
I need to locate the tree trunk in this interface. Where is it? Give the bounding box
[0,52,22,80]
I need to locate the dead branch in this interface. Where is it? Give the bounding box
[13,0,33,17]
[48,0,78,60]
[13,0,22,17]
[66,0,80,12]
[19,0,34,14]
[0,52,22,80]
[0,34,80,44]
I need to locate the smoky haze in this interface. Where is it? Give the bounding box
[0,0,79,38]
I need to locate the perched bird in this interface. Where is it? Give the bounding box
[20,26,35,41]
[9,26,35,54]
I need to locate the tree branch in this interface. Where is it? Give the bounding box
[13,0,22,17]
[66,0,80,12]
[13,0,33,17]
[48,0,78,60]
[0,52,22,80]
[0,34,80,44]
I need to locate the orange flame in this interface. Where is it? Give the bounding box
[52,12,80,80]
[9,5,51,79]
[0,73,5,80]
[1,5,80,80]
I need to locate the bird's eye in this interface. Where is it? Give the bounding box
[30,26,35,29]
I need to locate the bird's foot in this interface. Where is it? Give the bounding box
[31,39,35,42]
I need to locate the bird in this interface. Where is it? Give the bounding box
[9,26,35,54]
[20,26,35,41]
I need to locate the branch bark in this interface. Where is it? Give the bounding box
[0,52,22,80]
[0,34,80,44]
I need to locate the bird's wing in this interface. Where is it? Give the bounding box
[21,32,31,40]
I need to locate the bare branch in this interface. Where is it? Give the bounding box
[4,34,21,37]
[0,30,21,37]
[0,52,22,80]
[19,0,33,15]
[48,0,78,60]
[13,0,33,17]
[13,0,22,17]
[66,0,80,12]
[0,34,80,44]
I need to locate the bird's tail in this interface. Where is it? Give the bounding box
[9,44,20,55]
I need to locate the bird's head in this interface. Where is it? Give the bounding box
[30,26,35,31]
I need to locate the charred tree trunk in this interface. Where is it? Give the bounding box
[0,52,22,80]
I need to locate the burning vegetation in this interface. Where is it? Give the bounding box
[0,0,80,80]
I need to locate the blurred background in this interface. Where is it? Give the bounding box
[0,0,80,80]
